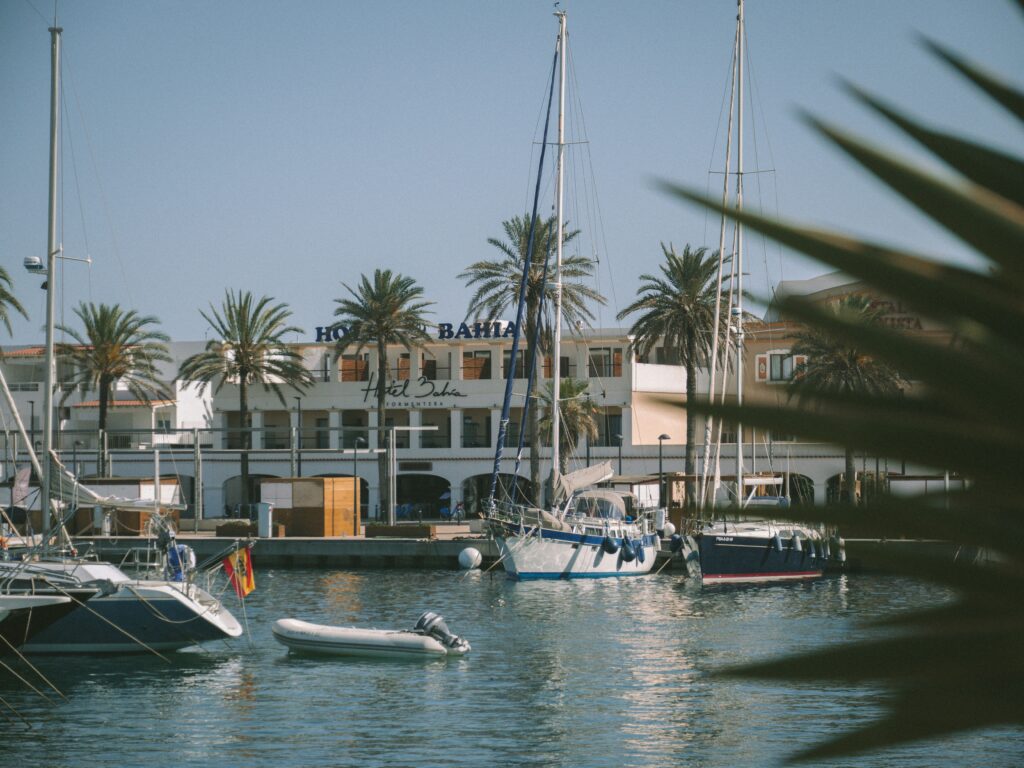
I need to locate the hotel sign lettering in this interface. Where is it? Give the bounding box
[360,372,467,408]
[314,320,517,343]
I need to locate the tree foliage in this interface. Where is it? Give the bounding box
[665,27,1024,762]
[333,269,433,519]
[460,214,604,505]
[178,291,311,505]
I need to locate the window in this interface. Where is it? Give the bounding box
[756,351,806,384]
[588,347,623,378]
[502,350,528,379]
[341,354,369,382]
[157,418,172,434]
[462,350,491,380]
[655,346,682,365]
[770,353,795,382]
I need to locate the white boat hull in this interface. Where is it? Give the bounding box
[272,618,468,658]
[15,560,244,653]
[491,520,659,579]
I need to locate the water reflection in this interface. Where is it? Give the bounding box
[0,569,1014,768]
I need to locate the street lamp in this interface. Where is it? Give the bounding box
[613,433,623,476]
[658,433,671,508]
[294,396,302,477]
[353,435,366,519]
[73,439,83,477]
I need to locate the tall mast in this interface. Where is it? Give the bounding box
[735,0,746,501]
[698,4,740,511]
[551,9,567,494]
[43,25,63,535]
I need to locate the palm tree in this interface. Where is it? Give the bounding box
[0,267,28,341]
[57,303,171,476]
[178,291,312,507]
[666,29,1023,762]
[460,213,605,505]
[539,378,601,477]
[789,295,906,504]
[616,244,725,507]
[332,269,433,521]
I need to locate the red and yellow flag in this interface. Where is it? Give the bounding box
[223,547,255,598]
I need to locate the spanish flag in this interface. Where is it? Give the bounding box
[223,547,255,598]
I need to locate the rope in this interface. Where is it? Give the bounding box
[0,633,62,702]
[52,584,170,662]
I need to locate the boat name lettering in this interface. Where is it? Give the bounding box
[716,536,734,542]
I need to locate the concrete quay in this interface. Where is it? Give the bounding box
[72,524,689,572]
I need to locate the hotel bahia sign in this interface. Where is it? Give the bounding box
[313,320,518,343]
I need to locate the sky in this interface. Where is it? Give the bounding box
[1,0,1021,347]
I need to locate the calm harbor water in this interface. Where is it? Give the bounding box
[5,569,1020,768]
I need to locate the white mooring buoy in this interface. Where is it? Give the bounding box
[458,547,482,570]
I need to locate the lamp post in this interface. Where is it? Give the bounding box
[294,396,302,477]
[73,439,83,477]
[614,433,623,476]
[658,433,671,508]
[353,435,366,520]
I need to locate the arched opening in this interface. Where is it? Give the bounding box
[395,474,450,520]
[222,474,281,517]
[786,473,815,506]
[461,473,535,517]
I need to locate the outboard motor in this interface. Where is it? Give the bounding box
[415,612,471,654]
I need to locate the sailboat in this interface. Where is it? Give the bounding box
[694,0,840,583]
[484,11,658,580]
[3,24,244,652]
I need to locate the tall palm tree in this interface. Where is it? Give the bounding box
[57,303,171,476]
[460,213,605,506]
[178,291,312,507]
[789,295,906,504]
[0,267,28,341]
[539,378,601,477]
[616,244,725,506]
[332,269,433,521]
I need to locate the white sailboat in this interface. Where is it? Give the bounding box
[485,11,658,580]
[4,24,243,652]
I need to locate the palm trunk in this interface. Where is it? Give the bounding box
[684,334,697,509]
[98,375,111,477]
[239,381,250,508]
[843,447,856,505]
[377,340,389,521]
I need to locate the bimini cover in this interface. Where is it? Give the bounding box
[570,490,630,520]
[554,461,614,501]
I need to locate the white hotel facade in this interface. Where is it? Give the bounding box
[0,274,942,522]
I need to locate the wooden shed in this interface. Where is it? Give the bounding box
[260,477,360,537]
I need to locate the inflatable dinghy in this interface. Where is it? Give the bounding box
[272,611,471,658]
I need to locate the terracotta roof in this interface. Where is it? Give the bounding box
[3,347,45,358]
[72,399,176,409]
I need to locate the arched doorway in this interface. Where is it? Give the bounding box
[786,473,815,506]
[395,474,450,520]
[223,474,281,517]
[461,473,535,517]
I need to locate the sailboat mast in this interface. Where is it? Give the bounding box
[42,25,63,535]
[698,7,740,511]
[551,9,567,492]
[735,0,746,501]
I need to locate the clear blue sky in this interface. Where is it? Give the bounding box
[2,0,1020,346]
